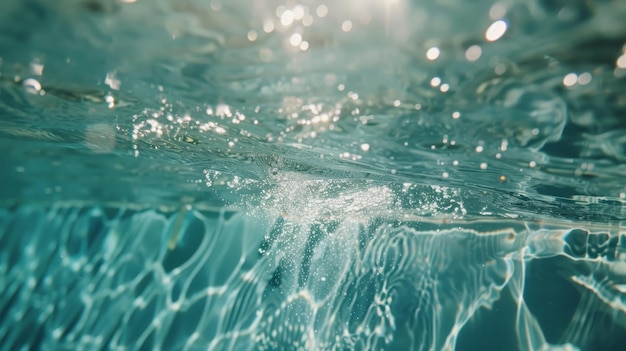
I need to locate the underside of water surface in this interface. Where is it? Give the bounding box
[1,0,626,350]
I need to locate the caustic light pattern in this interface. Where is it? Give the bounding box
[1,206,625,351]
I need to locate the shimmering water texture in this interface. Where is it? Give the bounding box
[1,0,626,350]
[2,206,626,351]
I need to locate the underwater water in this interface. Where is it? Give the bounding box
[1,0,626,350]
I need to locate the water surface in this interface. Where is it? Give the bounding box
[1,0,626,350]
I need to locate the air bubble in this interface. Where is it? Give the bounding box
[23,78,42,94]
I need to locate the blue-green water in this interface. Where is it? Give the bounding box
[1,0,626,350]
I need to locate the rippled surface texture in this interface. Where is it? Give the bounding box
[1,0,626,350]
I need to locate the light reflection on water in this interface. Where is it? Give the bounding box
[1,0,626,350]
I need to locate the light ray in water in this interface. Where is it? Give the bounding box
[1,206,625,350]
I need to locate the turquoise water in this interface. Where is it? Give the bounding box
[1,0,626,350]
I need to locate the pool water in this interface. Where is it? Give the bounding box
[1,0,626,350]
